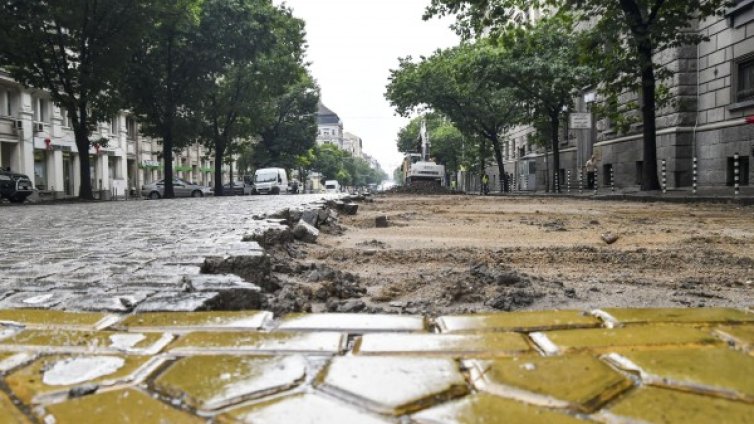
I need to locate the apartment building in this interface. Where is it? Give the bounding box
[0,72,232,199]
[476,4,754,194]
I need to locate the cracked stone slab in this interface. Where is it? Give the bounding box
[0,330,173,355]
[354,332,533,357]
[317,356,468,415]
[168,331,346,356]
[153,355,307,412]
[113,311,272,332]
[41,388,203,424]
[0,292,76,309]
[714,325,754,353]
[6,354,165,405]
[0,310,117,331]
[218,393,392,424]
[532,325,722,354]
[413,392,586,424]
[605,348,754,402]
[56,292,153,313]
[436,310,600,333]
[593,308,754,327]
[134,292,222,312]
[596,386,754,424]
[466,355,632,413]
[277,313,426,333]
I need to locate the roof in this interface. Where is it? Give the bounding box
[317,101,341,125]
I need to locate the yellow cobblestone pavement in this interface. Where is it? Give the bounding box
[0,308,752,423]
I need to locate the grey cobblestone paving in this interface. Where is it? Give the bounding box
[0,195,335,312]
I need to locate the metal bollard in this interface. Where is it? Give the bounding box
[554,173,560,194]
[525,173,529,191]
[567,170,571,194]
[593,169,598,195]
[661,159,667,194]
[692,157,697,195]
[734,152,740,196]
[610,166,615,193]
[579,169,583,195]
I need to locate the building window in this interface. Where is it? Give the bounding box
[1,90,15,116]
[126,117,137,140]
[34,98,49,123]
[736,57,754,102]
[111,117,118,134]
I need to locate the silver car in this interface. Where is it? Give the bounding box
[141,178,212,199]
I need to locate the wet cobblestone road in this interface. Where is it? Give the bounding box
[0,308,750,423]
[0,195,334,313]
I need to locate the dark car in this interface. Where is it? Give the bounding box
[0,168,34,203]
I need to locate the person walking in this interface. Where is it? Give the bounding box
[481,173,490,196]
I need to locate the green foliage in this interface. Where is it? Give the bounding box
[306,144,387,187]
[0,0,150,199]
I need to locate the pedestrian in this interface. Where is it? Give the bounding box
[481,173,490,196]
[450,179,457,191]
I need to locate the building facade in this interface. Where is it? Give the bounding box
[468,5,754,194]
[0,72,233,199]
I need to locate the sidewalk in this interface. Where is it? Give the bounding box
[0,307,751,423]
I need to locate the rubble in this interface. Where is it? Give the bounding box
[292,220,319,243]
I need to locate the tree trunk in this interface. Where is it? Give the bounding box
[162,127,175,198]
[478,138,486,193]
[638,41,661,191]
[73,127,94,200]
[214,138,225,196]
[551,111,561,193]
[489,135,508,193]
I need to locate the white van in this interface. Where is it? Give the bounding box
[324,180,340,193]
[252,168,288,195]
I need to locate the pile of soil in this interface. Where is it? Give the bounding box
[279,195,754,316]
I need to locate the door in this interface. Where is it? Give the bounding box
[173,179,188,197]
[520,160,537,191]
[63,154,73,195]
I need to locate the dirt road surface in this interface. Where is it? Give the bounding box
[282,195,754,316]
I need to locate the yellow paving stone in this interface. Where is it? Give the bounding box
[114,311,273,332]
[715,325,754,352]
[0,389,30,424]
[436,310,600,333]
[6,354,163,404]
[217,393,393,424]
[168,331,345,355]
[595,308,754,327]
[0,330,173,355]
[42,388,203,424]
[353,332,533,357]
[412,392,589,424]
[598,386,754,424]
[277,313,426,332]
[317,356,468,415]
[537,325,721,354]
[604,348,754,402]
[0,309,116,330]
[153,355,307,412]
[467,355,632,413]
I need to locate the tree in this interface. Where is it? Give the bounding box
[386,45,523,191]
[0,0,149,199]
[426,0,729,190]
[474,16,596,192]
[123,0,214,199]
[253,72,320,171]
[195,1,309,195]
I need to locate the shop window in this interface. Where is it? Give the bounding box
[33,150,47,189]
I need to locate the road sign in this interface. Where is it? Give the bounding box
[569,113,593,129]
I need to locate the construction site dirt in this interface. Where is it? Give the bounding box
[270,194,754,316]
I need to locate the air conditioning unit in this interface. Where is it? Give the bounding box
[14,120,23,130]
[34,123,44,133]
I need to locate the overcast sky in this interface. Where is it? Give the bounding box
[277,0,459,175]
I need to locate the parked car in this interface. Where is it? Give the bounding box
[0,168,34,203]
[252,168,288,195]
[141,178,212,199]
[221,180,245,196]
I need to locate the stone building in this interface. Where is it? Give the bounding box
[0,71,233,199]
[316,102,344,149]
[479,5,754,194]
